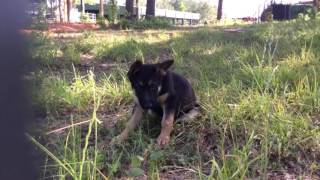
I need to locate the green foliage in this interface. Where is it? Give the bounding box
[126,167,144,177]
[27,32,59,66]
[80,13,89,23]
[80,13,96,23]
[169,0,217,22]
[119,17,172,30]
[74,31,97,54]
[28,19,320,179]
[62,43,81,65]
[30,1,48,30]
[97,15,107,28]
[32,69,131,114]
[96,38,163,63]
[74,0,96,5]
[172,0,186,11]
[156,0,174,9]
[194,2,217,22]
[28,72,105,179]
[97,39,145,62]
[107,0,118,25]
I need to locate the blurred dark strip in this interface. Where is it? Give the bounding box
[0,0,38,179]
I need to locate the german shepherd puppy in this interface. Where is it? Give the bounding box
[114,60,198,145]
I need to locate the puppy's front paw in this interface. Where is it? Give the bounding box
[156,133,170,146]
[111,132,128,145]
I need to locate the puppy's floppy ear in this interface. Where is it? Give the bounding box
[157,59,174,71]
[128,60,143,79]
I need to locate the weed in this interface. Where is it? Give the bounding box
[62,43,81,65]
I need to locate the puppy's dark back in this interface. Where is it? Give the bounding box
[161,71,197,118]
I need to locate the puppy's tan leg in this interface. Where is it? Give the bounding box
[157,108,174,145]
[114,104,143,143]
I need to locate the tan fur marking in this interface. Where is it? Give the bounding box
[157,107,174,145]
[116,104,143,141]
[157,93,169,104]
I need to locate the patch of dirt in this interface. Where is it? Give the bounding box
[267,170,317,180]
[311,114,320,126]
[48,23,100,33]
[159,167,197,180]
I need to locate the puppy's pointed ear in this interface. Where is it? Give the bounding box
[128,60,143,79]
[157,59,174,71]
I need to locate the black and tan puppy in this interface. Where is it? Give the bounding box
[114,60,198,145]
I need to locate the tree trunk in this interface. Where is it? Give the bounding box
[126,0,134,19]
[63,0,68,22]
[314,0,319,13]
[81,0,85,14]
[217,0,223,20]
[136,0,140,19]
[146,0,155,18]
[99,0,104,17]
[58,0,63,22]
[50,0,54,18]
[66,0,72,22]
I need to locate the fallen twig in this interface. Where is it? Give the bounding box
[46,120,92,135]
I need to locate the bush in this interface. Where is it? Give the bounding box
[62,43,81,65]
[29,2,48,30]
[28,32,59,66]
[119,17,172,30]
[97,15,107,28]
[74,32,96,54]
[107,0,118,25]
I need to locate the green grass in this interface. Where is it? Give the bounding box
[28,19,320,179]
[118,17,172,30]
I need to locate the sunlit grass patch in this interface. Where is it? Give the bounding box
[28,19,320,179]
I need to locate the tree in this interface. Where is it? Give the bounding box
[58,0,63,22]
[81,0,85,13]
[146,0,155,18]
[314,0,319,13]
[136,0,140,19]
[107,0,118,24]
[172,0,186,11]
[184,0,216,22]
[217,0,223,20]
[75,0,96,5]
[66,0,72,22]
[126,0,134,19]
[157,0,173,9]
[99,0,104,17]
[197,2,216,22]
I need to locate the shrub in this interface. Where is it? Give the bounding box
[62,43,81,65]
[119,17,172,30]
[28,32,59,66]
[29,2,48,30]
[74,32,96,54]
[107,0,118,25]
[97,15,107,28]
